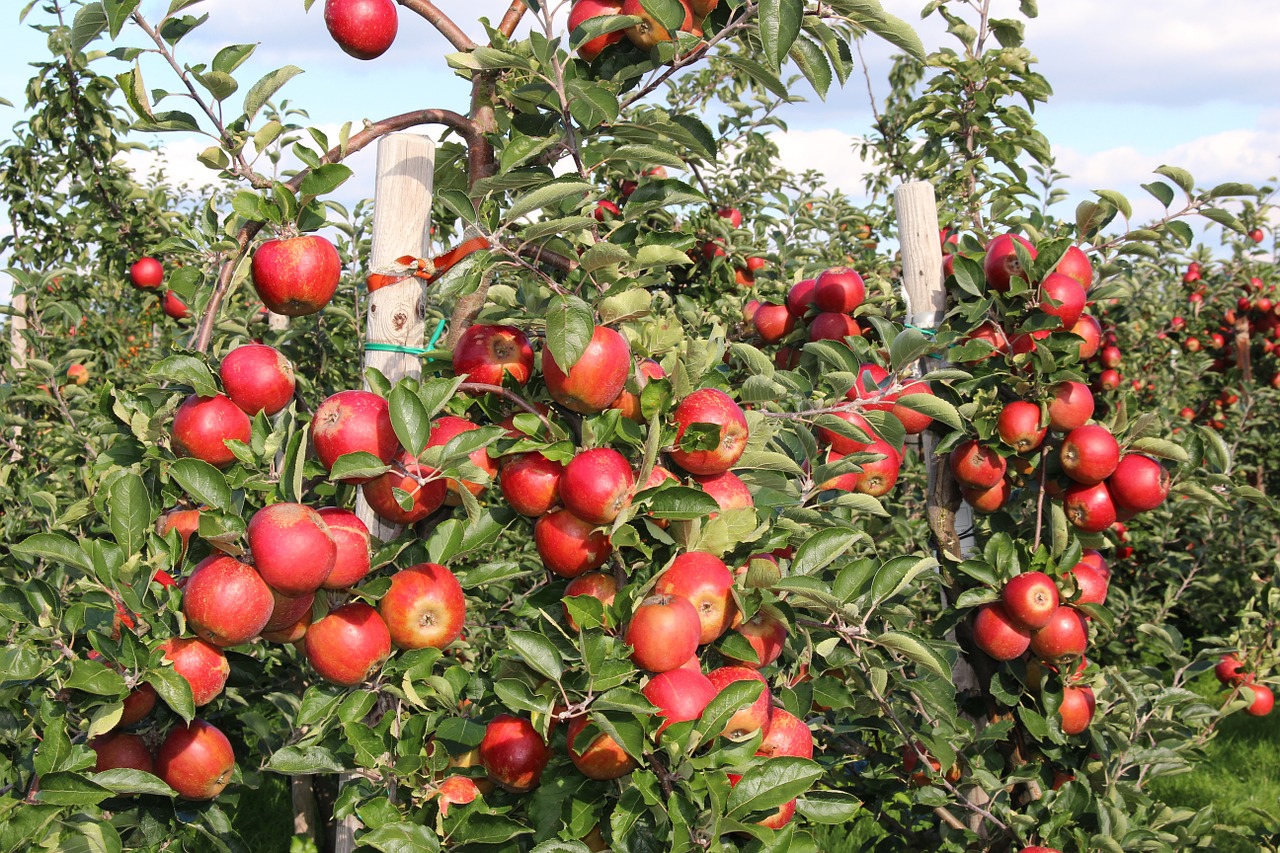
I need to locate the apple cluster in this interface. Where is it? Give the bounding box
[570,0,719,60]
[128,256,190,321]
[1213,654,1274,718]
[972,552,1112,735]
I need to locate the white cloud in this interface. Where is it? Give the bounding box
[770,129,876,198]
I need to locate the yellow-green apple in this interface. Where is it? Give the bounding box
[379,562,466,650]
[304,602,391,686]
[625,594,701,672]
[183,555,274,647]
[172,394,251,469]
[480,715,549,792]
[155,719,235,800]
[219,344,296,416]
[250,235,340,316]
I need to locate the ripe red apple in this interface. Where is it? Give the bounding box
[1070,314,1102,360]
[621,0,693,49]
[250,235,341,316]
[262,588,315,636]
[1060,425,1120,485]
[183,555,274,647]
[304,602,391,686]
[1099,344,1122,369]
[424,416,497,504]
[1069,561,1108,606]
[805,312,860,343]
[1245,684,1274,717]
[563,571,619,631]
[324,0,398,59]
[983,233,1036,292]
[756,708,813,759]
[814,267,866,313]
[1030,606,1088,665]
[785,280,817,317]
[1215,654,1248,686]
[1047,381,1095,432]
[452,324,534,386]
[91,731,154,773]
[219,344,295,416]
[817,410,874,454]
[379,562,465,650]
[312,390,400,481]
[962,478,1011,513]
[172,394,252,469]
[1002,572,1060,630]
[818,448,859,493]
[1096,368,1122,392]
[1078,548,1110,581]
[746,256,767,273]
[562,448,635,524]
[691,470,754,513]
[120,682,158,726]
[753,303,795,343]
[1249,227,1266,244]
[1038,273,1086,330]
[247,503,337,596]
[609,358,667,422]
[997,401,1046,453]
[535,509,612,578]
[543,325,631,414]
[569,0,625,62]
[642,668,717,740]
[855,439,902,496]
[129,256,164,290]
[500,451,564,517]
[625,594,701,672]
[155,719,235,800]
[717,207,743,227]
[949,440,1007,489]
[964,321,1010,360]
[261,610,312,644]
[567,716,636,780]
[726,773,796,829]
[316,508,371,589]
[724,609,787,669]
[670,388,749,475]
[1056,245,1093,291]
[160,637,230,707]
[361,449,448,525]
[1107,454,1170,513]
[480,715,549,792]
[891,381,935,435]
[844,363,895,409]
[161,290,190,320]
[1063,481,1117,533]
[972,603,1031,660]
[706,666,771,738]
[1059,684,1096,735]
[655,552,739,644]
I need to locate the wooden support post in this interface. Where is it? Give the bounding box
[8,292,27,372]
[331,133,435,853]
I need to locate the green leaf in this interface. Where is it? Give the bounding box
[11,533,92,571]
[796,789,861,824]
[266,745,346,774]
[243,65,304,123]
[149,354,219,397]
[330,451,392,482]
[1154,164,1194,195]
[1126,438,1189,464]
[759,0,804,70]
[146,668,195,723]
[92,768,177,797]
[545,294,595,372]
[726,757,823,819]
[107,473,151,555]
[790,36,833,99]
[169,458,232,510]
[358,822,442,852]
[641,486,721,520]
[1200,207,1247,234]
[70,3,108,53]
[299,164,353,198]
[791,526,862,576]
[33,772,110,806]
[506,179,593,222]
[839,0,925,59]
[875,631,952,681]
[115,65,154,121]
[507,630,563,683]
[213,43,257,75]
[696,680,765,747]
[871,555,938,603]
[389,383,431,457]
[1140,181,1174,209]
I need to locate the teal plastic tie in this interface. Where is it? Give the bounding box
[364,318,447,360]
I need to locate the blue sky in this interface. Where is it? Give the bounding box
[2,0,1279,303]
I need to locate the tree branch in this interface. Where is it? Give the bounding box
[497,1,528,39]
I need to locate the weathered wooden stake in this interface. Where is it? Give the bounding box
[8,292,27,372]
[332,132,435,853]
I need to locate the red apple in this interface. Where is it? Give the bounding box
[691,470,754,513]
[844,363,895,409]
[304,602,391,686]
[161,290,190,320]
[808,312,861,342]
[316,508,372,589]
[480,715,549,792]
[817,410,874,454]
[160,637,230,707]
[570,0,625,61]
[499,452,564,517]
[785,280,817,317]
[997,401,1046,453]
[219,344,295,416]
[535,509,612,578]
[1063,481,1117,533]
[361,449,448,525]
[891,381,935,435]
[562,448,635,524]
[1215,654,1248,686]
[726,773,796,829]
[543,326,631,414]
[324,0,398,59]
[250,235,341,316]
[453,324,535,386]
[756,708,813,759]
[172,394,252,469]
[972,603,1031,660]
[129,257,164,290]
[247,503,337,596]
[855,439,902,496]
[949,440,1007,489]
[120,683,158,726]
[1047,381,1095,432]
[567,715,636,780]
[753,303,795,343]
[621,0,693,49]
[262,588,315,635]
[625,594,701,672]
[1030,606,1089,664]
[1099,344,1122,369]
[609,358,667,422]
[1059,684,1096,735]
[642,668,717,740]
[962,479,1011,513]
[814,267,866,313]
[655,552,739,644]
[1069,561,1108,606]
[563,571,619,631]
[1002,572,1060,630]
[1106,454,1170,513]
[183,555,274,647]
[1056,245,1093,291]
[983,233,1036,292]
[155,719,235,800]
[380,562,466,650]
[91,731,153,773]
[964,321,1010,359]
[1060,425,1120,485]
[312,390,400,481]
[724,609,787,669]
[424,416,497,504]
[706,666,771,739]
[1245,684,1274,717]
[1070,314,1102,360]
[435,776,480,816]
[670,388,749,475]
[1038,273,1086,330]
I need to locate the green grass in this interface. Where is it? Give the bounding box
[1147,676,1280,852]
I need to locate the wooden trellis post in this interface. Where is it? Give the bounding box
[331,132,435,853]
[8,292,27,372]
